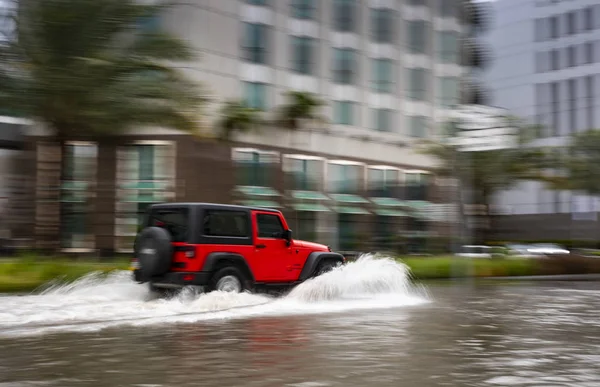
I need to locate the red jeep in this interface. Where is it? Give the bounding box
[131,203,345,294]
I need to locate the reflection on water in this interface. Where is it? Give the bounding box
[2,281,600,386]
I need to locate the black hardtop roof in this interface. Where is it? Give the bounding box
[150,202,281,214]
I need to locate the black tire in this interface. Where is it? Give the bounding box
[314,259,340,277]
[208,266,248,293]
[134,227,173,281]
[149,283,176,299]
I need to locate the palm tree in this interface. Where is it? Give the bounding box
[276,91,326,130]
[0,0,204,143]
[216,100,261,141]
[418,117,550,243]
[0,0,205,250]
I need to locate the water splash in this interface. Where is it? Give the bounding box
[287,254,426,302]
[0,254,429,337]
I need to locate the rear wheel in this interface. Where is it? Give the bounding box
[148,283,176,299]
[209,267,248,293]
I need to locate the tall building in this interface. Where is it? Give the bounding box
[10,0,469,254]
[481,0,600,240]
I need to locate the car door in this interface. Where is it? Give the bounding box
[252,211,295,281]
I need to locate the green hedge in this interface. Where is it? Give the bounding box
[0,255,129,293]
[398,254,600,280]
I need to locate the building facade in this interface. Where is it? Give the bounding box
[6,0,469,255]
[480,0,600,241]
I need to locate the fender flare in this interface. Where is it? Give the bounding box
[201,252,255,282]
[298,252,345,281]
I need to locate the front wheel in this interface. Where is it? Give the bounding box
[209,267,248,293]
[314,260,341,277]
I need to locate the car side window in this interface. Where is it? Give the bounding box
[202,210,249,238]
[257,214,284,238]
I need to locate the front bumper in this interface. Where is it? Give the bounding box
[133,270,211,289]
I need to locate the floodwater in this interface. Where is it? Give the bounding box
[1,256,600,387]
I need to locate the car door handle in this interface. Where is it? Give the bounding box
[256,244,266,249]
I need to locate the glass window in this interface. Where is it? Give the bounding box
[243,82,267,110]
[368,168,398,197]
[373,109,393,132]
[60,143,98,249]
[115,143,175,251]
[567,45,576,67]
[372,58,393,93]
[338,214,358,250]
[234,149,275,187]
[406,173,429,201]
[333,0,356,33]
[550,16,559,39]
[408,20,428,54]
[202,210,250,238]
[438,77,459,108]
[291,36,315,75]
[371,8,394,44]
[438,31,458,64]
[584,42,594,64]
[247,0,268,5]
[291,0,315,19]
[332,48,356,84]
[285,158,322,191]
[296,212,317,242]
[584,7,593,31]
[407,68,428,101]
[147,207,190,242]
[328,163,361,194]
[137,15,160,33]
[551,49,560,70]
[567,12,576,35]
[409,116,428,138]
[438,0,455,18]
[333,101,354,125]
[242,23,268,64]
[257,213,284,238]
[534,18,546,42]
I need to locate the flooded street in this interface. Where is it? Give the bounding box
[1,258,600,386]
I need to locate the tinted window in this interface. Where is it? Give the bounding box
[257,214,284,238]
[147,208,189,242]
[202,210,250,238]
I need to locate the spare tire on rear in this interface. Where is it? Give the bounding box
[134,227,173,282]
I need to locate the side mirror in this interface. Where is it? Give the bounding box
[282,229,292,245]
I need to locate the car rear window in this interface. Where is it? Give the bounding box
[147,207,189,242]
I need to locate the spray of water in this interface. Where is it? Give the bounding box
[0,254,430,337]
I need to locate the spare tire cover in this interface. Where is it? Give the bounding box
[134,227,173,278]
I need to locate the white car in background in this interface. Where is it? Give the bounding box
[455,245,493,259]
[526,243,570,256]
